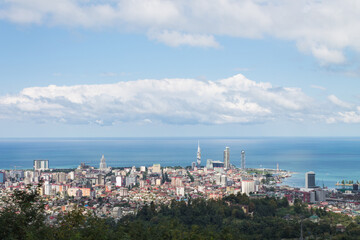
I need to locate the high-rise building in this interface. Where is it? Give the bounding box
[221,175,227,187]
[152,164,161,174]
[206,159,224,170]
[125,176,136,187]
[116,176,123,187]
[33,160,49,171]
[197,141,201,167]
[56,172,67,183]
[305,171,316,189]
[206,159,213,169]
[215,173,221,185]
[315,190,326,202]
[99,155,107,170]
[68,171,75,180]
[44,181,52,195]
[241,150,245,170]
[241,180,255,196]
[224,147,230,169]
[98,174,105,185]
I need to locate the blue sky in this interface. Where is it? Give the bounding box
[1,0,360,137]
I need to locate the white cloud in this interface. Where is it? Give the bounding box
[2,74,360,125]
[328,95,352,109]
[95,119,104,125]
[2,1,360,63]
[334,111,360,123]
[326,106,360,124]
[142,119,153,124]
[310,46,346,65]
[0,74,321,125]
[149,30,220,48]
[310,85,326,91]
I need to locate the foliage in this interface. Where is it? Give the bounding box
[0,183,50,240]
[1,187,360,240]
[187,171,194,182]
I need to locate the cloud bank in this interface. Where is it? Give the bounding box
[1,0,360,64]
[0,74,358,125]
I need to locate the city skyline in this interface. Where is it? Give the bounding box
[1,2,360,238]
[1,1,360,137]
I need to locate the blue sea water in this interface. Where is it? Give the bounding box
[0,137,359,188]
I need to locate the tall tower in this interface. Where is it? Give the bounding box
[241,150,245,170]
[100,154,107,170]
[224,147,230,169]
[305,171,316,189]
[197,141,201,167]
[33,160,49,171]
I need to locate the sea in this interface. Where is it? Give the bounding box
[0,137,359,189]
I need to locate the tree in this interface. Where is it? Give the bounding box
[164,172,170,182]
[0,182,52,240]
[278,197,289,208]
[187,171,194,182]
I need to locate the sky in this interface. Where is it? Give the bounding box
[1,0,360,137]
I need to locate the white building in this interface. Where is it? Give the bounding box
[116,176,123,187]
[215,173,221,185]
[206,159,213,169]
[99,155,107,170]
[197,141,201,167]
[176,187,185,196]
[224,147,230,169]
[112,207,122,218]
[44,181,52,195]
[24,171,34,184]
[119,187,128,197]
[241,180,255,196]
[33,160,49,171]
[68,171,75,180]
[152,164,161,174]
[221,175,227,187]
[56,172,66,183]
[155,178,162,186]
